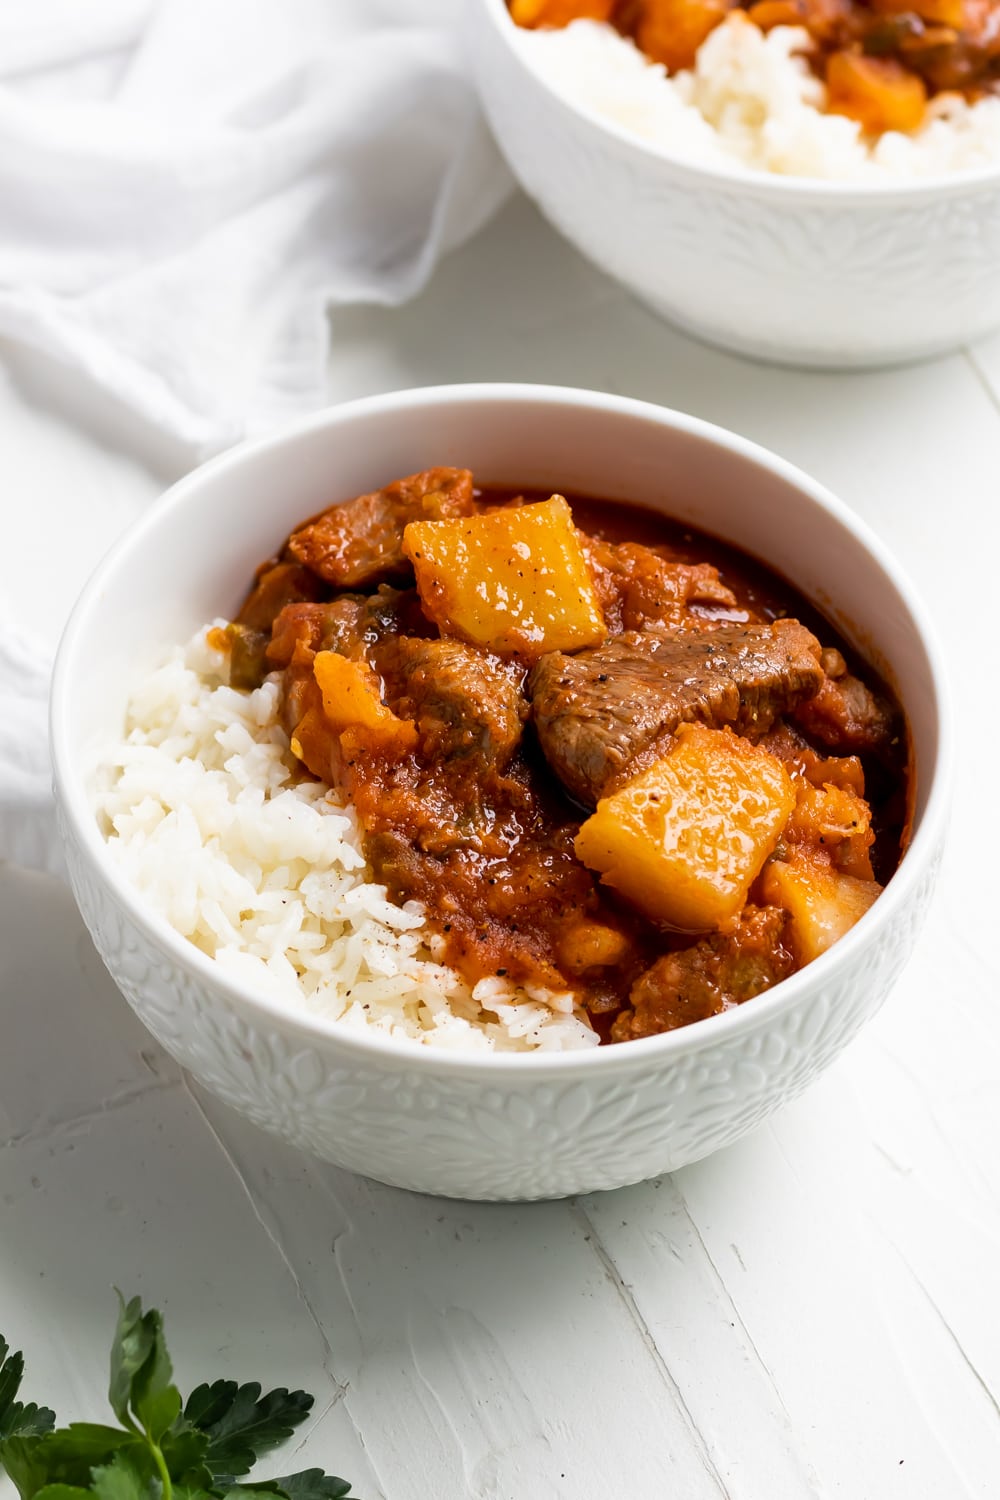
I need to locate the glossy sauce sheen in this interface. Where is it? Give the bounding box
[499,489,907,888]
[236,482,909,1042]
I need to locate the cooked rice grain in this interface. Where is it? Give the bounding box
[99,627,598,1054]
[518,16,1000,181]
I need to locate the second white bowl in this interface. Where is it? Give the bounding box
[467,0,1000,368]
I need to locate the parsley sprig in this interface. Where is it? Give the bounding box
[0,1296,356,1500]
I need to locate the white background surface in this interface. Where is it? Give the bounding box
[2,192,1000,1498]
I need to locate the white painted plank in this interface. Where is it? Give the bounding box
[325,191,1000,1499]
[582,989,1000,1499]
[965,330,1000,411]
[0,865,181,1143]
[0,865,380,1500]
[3,186,1000,1500]
[189,1087,738,1500]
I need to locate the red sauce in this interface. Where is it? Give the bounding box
[231,473,909,1041]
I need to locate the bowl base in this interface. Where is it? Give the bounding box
[636,291,997,372]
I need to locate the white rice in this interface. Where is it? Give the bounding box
[517,15,1000,181]
[98,626,599,1054]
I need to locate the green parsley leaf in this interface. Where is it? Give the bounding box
[221,1472,355,1500]
[30,1485,94,1500]
[129,1316,181,1445]
[108,1297,181,1443]
[91,1449,160,1500]
[108,1299,153,1436]
[158,1424,210,1485]
[268,1468,355,1500]
[0,1426,135,1500]
[183,1384,313,1483]
[0,1340,56,1440]
[1,1298,356,1500]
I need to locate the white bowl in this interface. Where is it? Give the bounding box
[52,384,948,1200]
[466,0,1000,367]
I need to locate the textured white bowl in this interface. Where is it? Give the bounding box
[52,384,948,1200]
[467,0,1000,367]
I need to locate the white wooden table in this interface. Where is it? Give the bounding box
[3,192,1000,1500]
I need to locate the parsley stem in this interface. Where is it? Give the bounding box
[149,1438,173,1500]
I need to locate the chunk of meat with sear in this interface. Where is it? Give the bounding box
[529,619,824,807]
[793,667,898,758]
[227,559,329,688]
[287,467,476,589]
[579,534,740,633]
[611,906,794,1041]
[237,559,327,633]
[388,637,527,774]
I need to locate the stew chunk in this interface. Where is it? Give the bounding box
[612,905,795,1040]
[530,619,823,807]
[403,495,606,658]
[390,637,527,773]
[288,467,476,589]
[760,852,880,964]
[228,476,908,1046]
[575,723,796,932]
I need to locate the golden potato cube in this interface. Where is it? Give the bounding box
[312,650,417,752]
[759,851,881,966]
[574,723,796,932]
[638,0,731,73]
[402,495,605,659]
[510,0,617,27]
[826,52,927,136]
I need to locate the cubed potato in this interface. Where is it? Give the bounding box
[759,850,881,965]
[871,0,965,25]
[747,1,808,29]
[826,51,927,135]
[510,0,616,24]
[402,495,606,659]
[639,0,734,73]
[312,650,417,753]
[574,723,796,932]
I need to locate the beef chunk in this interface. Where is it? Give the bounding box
[579,535,739,633]
[389,637,527,774]
[236,560,326,633]
[287,467,476,589]
[265,588,428,670]
[611,906,793,1041]
[529,619,824,807]
[793,671,897,757]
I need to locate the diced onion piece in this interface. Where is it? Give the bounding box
[759,850,881,965]
[403,496,606,659]
[574,723,796,932]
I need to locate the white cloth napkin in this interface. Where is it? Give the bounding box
[0,0,513,875]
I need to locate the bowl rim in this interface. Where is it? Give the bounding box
[51,381,952,1080]
[476,0,1000,202]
